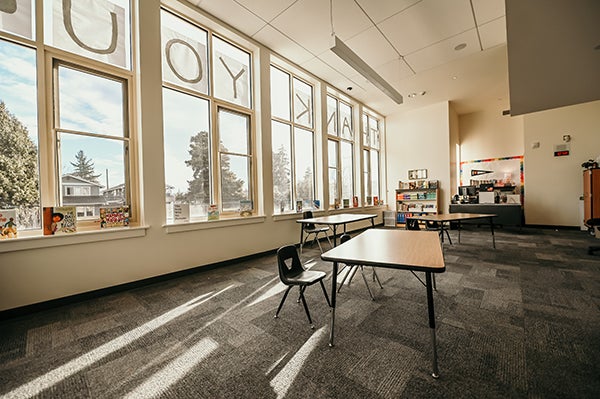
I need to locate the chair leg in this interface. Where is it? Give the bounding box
[444,229,453,245]
[337,265,357,293]
[298,287,314,328]
[319,280,331,307]
[372,268,383,289]
[347,266,359,286]
[359,266,375,300]
[325,233,332,249]
[316,234,324,253]
[275,286,293,318]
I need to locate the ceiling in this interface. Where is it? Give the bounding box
[183,0,509,116]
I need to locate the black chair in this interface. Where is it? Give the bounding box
[274,245,331,328]
[300,210,332,253]
[425,220,453,245]
[336,234,383,300]
[405,218,421,230]
[585,218,600,255]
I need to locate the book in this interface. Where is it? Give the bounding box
[173,203,190,223]
[343,199,350,208]
[43,206,77,235]
[208,204,219,221]
[0,209,17,239]
[100,205,131,228]
[353,196,358,207]
[374,196,379,205]
[313,199,320,210]
[296,200,303,213]
[239,200,253,217]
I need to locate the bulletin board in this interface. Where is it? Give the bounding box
[460,155,524,190]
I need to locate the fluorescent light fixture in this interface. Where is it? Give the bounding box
[330,35,403,104]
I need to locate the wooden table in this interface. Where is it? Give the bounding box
[408,213,497,248]
[296,213,377,247]
[321,229,445,378]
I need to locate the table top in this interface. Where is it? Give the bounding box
[408,213,497,222]
[321,229,445,273]
[296,213,377,225]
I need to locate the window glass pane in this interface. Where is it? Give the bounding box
[272,121,292,213]
[59,133,126,215]
[44,0,131,70]
[371,150,379,200]
[0,0,34,39]
[339,101,353,140]
[329,169,337,206]
[0,39,40,229]
[221,154,250,211]
[362,113,369,146]
[293,78,312,128]
[341,141,353,200]
[370,116,380,148]
[219,109,249,155]
[58,66,125,137]
[161,10,208,95]
[294,127,314,204]
[328,139,337,168]
[162,88,211,220]
[363,149,370,201]
[270,66,290,121]
[213,36,251,108]
[326,96,337,136]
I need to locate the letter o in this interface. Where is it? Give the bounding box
[165,38,203,84]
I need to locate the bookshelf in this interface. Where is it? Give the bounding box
[396,180,439,225]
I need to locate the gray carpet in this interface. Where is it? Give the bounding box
[1,226,599,398]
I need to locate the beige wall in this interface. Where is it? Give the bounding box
[523,100,600,226]
[386,102,452,213]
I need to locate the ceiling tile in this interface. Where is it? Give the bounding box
[404,29,480,73]
[471,0,505,25]
[234,0,298,22]
[192,0,267,37]
[479,17,506,49]
[252,24,314,65]
[316,50,363,81]
[378,0,474,55]
[344,26,400,68]
[375,58,415,86]
[355,0,421,24]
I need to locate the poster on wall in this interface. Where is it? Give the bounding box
[460,155,524,193]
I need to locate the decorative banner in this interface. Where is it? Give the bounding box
[50,0,128,68]
[0,0,33,39]
[161,26,208,94]
[460,155,524,191]
[214,50,250,108]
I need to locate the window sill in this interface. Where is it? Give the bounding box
[164,214,266,234]
[0,225,149,254]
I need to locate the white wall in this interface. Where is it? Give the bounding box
[0,1,381,312]
[386,102,451,213]
[523,100,600,226]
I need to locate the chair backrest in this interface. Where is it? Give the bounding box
[303,211,316,230]
[277,245,305,285]
[339,233,352,244]
[405,219,421,230]
[426,220,439,229]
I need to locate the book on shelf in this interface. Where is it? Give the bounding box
[207,204,219,221]
[0,209,17,239]
[43,206,77,235]
[239,200,253,217]
[100,205,131,228]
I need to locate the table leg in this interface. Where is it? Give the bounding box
[332,225,338,247]
[425,272,440,378]
[299,223,304,248]
[490,218,496,249]
[458,221,462,244]
[329,261,338,347]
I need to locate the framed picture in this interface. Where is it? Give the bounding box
[408,169,427,180]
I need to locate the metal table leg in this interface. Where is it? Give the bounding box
[329,261,338,347]
[425,272,440,378]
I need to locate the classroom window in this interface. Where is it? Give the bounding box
[362,112,381,205]
[326,95,354,208]
[161,9,255,222]
[1,0,134,232]
[270,65,317,213]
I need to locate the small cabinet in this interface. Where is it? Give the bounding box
[396,183,439,225]
[583,168,600,222]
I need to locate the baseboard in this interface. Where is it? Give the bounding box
[0,248,277,321]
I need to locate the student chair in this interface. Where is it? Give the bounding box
[585,218,600,255]
[300,210,332,253]
[425,220,453,245]
[405,218,421,230]
[336,234,383,300]
[274,245,331,329]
